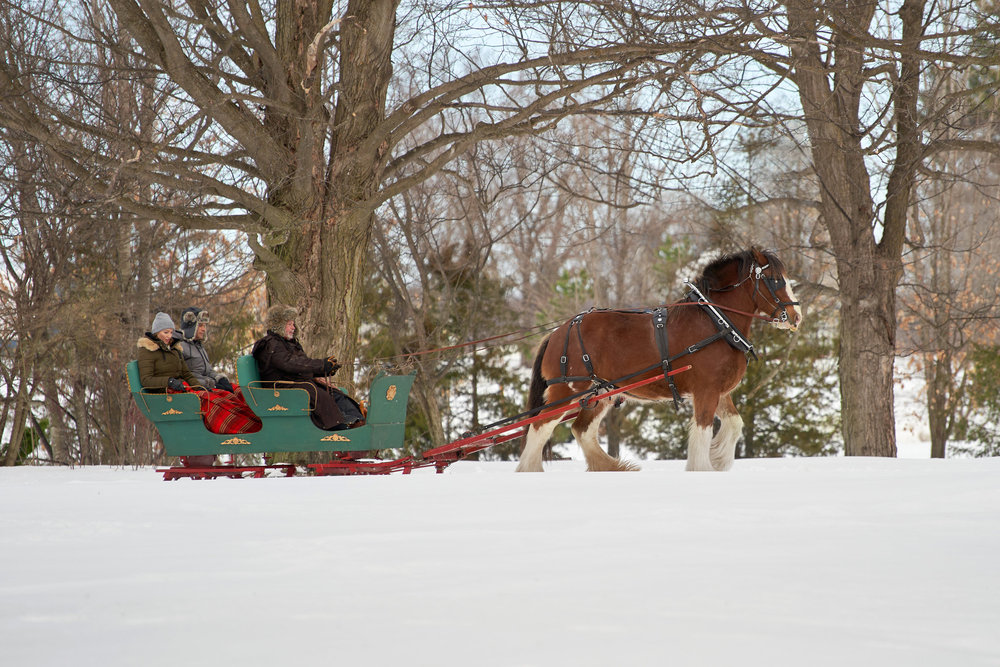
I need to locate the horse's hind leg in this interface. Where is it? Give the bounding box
[709,394,743,472]
[572,399,639,472]
[686,393,719,471]
[516,416,560,472]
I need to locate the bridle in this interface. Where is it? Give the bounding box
[752,263,799,325]
[705,261,800,326]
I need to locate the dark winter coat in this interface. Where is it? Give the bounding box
[136,334,204,391]
[250,331,361,430]
[251,331,329,383]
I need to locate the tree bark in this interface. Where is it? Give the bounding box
[605,408,622,459]
[413,377,448,449]
[926,353,951,459]
[3,368,31,466]
[260,0,397,390]
[43,376,70,465]
[836,265,898,456]
[785,0,925,456]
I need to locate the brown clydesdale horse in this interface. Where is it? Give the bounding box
[516,248,802,472]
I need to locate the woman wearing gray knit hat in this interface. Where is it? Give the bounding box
[136,312,205,393]
[250,304,363,430]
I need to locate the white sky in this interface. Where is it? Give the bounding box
[2,456,998,667]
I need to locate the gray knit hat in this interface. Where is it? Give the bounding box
[150,312,176,334]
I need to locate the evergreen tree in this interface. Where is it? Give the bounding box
[362,241,524,458]
[952,345,1000,457]
[733,322,840,458]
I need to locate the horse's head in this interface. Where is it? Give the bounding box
[749,248,802,331]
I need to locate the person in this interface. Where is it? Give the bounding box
[251,304,364,431]
[174,307,234,392]
[136,312,205,393]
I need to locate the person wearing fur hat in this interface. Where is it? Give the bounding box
[136,312,205,392]
[251,304,364,431]
[173,307,234,392]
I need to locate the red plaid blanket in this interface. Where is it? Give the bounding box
[197,387,262,434]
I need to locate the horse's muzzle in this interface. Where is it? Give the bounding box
[773,308,802,331]
[771,304,802,331]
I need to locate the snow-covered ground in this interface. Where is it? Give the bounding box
[2,457,998,666]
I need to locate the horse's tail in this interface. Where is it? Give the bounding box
[527,335,550,413]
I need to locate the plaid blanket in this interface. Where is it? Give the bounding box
[197,387,262,434]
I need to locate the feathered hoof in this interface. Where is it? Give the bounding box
[588,458,641,472]
[710,459,734,472]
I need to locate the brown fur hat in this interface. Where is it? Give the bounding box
[264,304,298,334]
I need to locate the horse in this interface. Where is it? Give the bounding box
[516,247,802,473]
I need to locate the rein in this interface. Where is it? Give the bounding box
[367,262,795,366]
[369,320,562,363]
[663,300,777,323]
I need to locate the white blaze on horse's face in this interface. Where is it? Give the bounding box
[774,274,803,331]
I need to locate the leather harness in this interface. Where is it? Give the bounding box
[545,284,758,409]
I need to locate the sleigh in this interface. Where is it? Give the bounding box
[126,355,415,478]
[129,353,690,479]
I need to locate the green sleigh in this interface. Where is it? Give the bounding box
[126,355,415,458]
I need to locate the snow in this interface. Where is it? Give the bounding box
[3,458,999,666]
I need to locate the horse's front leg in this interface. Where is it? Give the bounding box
[686,393,720,471]
[709,393,743,471]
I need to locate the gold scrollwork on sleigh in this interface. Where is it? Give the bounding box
[221,437,251,446]
[386,385,397,401]
[268,404,288,411]
[321,434,350,442]
[162,408,183,415]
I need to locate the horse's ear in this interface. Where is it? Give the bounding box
[749,246,768,266]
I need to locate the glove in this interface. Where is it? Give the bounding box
[216,376,234,393]
[167,377,186,392]
[322,358,341,376]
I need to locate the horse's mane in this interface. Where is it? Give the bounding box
[695,248,785,293]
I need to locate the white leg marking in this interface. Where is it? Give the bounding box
[686,421,714,471]
[710,412,744,471]
[516,419,560,472]
[572,402,636,472]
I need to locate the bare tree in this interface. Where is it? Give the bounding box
[0,0,745,379]
[608,0,998,456]
[899,142,1000,457]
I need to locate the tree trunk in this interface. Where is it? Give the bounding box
[413,377,447,449]
[926,354,951,459]
[43,376,70,465]
[786,0,924,457]
[263,0,398,392]
[74,376,96,465]
[741,412,755,458]
[836,258,899,457]
[605,407,622,459]
[4,385,30,466]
